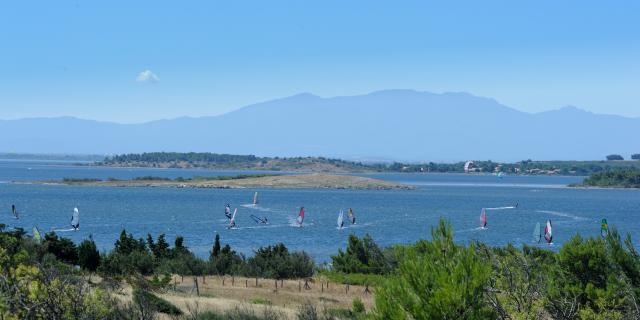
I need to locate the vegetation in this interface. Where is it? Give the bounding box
[580,168,640,188]
[632,154,640,160]
[3,217,640,319]
[607,154,625,161]
[98,152,640,175]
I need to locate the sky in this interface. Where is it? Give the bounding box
[0,1,638,123]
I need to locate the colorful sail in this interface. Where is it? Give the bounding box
[479,208,487,228]
[32,226,42,243]
[253,192,259,205]
[337,210,344,229]
[533,222,541,243]
[71,207,80,230]
[544,220,553,244]
[601,218,609,238]
[296,207,305,226]
[348,208,356,224]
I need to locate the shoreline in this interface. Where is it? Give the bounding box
[15,173,413,190]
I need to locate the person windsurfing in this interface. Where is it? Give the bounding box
[544,220,553,245]
[12,204,18,219]
[601,218,609,238]
[348,208,355,224]
[227,208,237,229]
[296,207,305,227]
[224,204,232,219]
[71,207,80,231]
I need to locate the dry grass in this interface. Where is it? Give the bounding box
[156,275,375,318]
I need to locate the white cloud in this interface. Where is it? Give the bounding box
[136,70,159,83]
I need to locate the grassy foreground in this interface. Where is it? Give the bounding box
[2,218,640,319]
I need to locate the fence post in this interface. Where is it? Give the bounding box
[194,277,200,296]
[245,279,248,287]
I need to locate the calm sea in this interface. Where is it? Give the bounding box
[1,160,639,262]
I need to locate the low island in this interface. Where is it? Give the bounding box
[572,168,640,188]
[24,173,413,190]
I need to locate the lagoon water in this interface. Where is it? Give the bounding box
[1,160,639,262]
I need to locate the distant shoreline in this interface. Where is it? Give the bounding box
[16,173,413,190]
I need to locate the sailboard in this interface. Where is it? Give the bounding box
[348,208,355,224]
[533,222,541,243]
[601,218,609,238]
[253,192,259,206]
[479,208,487,229]
[296,207,305,227]
[32,226,42,243]
[71,207,80,231]
[228,208,238,229]
[337,210,344,229]
[250,214,268,224]
[497,172,504,179]
[544,220,553,244]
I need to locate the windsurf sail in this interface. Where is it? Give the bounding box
[250,214,268,224]
[228,208,237,228]
[296,207,305,226]
[11,204,18,219]
[32,226,42,243]
[464,161,473,173]
[253,192,259,205]
[348,208,355,224]
[601,218,609,238]
[479,208,487,228]
[533,222,541,243]
[497,172,504,179]
[71,207,80,230]
[337,210,344,229]
[544,220,553,244]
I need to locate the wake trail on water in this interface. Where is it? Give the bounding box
[485,206,517,210]
[231,224,290,230]
[536,210,588,221]
[52,228,77,232]
[455,227,486,234]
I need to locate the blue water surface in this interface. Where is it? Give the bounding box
[1,160,639,263]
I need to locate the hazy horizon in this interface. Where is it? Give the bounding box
[1,89,638,125]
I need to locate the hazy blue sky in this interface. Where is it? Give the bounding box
[1,1,638,123]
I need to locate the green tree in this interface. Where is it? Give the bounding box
[373,219,495,319]
[607,154,624,161]
[44,232,78,265]
[211,233,221,259]
[78,236,101,272]
[632,154,640,160]
[331,234,391,274]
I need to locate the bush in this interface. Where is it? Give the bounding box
[607,154,624,161]
[133,288,182,316]
[246,243,314,279]
[373,219,495,319]
[632,154,640,160]
[44,232,78,265]
[78,237,100,271]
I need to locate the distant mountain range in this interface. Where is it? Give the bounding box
[1,90,638,162]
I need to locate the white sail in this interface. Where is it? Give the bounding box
[533,222,541,243]
[337,210,344,229]
[253,192,259,205]
[229,208,238,228]
[71,207,80,230]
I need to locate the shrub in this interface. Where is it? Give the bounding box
[78,237,100,271]
[133,289,182,316]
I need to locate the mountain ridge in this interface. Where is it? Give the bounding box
[1,90,638,161]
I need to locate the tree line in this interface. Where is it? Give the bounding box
[100,152,640,175]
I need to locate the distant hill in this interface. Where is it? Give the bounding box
[1,90,638,161]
